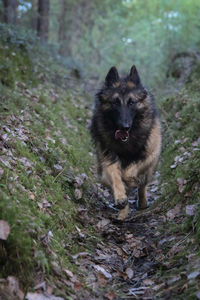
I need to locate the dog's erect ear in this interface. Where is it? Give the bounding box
[105,66,119,87]
[129,65,141,85]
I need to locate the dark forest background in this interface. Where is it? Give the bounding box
[1,0,200,89]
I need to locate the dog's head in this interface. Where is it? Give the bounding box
[97,65,149,142]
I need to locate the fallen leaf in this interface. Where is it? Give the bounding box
[166,204,181,221]
[143,279,154,286]
[26,293,64,300]
[125,267,134,279]
[29,193,35,200]
[34,281,46,291]
[72,252,89,259]
[187,270,200,280]
[0,155,11,168]
[93,265,112,279]
[105,291,116,300]
[186,205,195,216]
[96,272,108,287]
[0,220,10,240]
[96,218,110,229]
[64,269,74,278]
[54,164,62,171]
[74,280,83,292]
[7,276,24,300]
[74,188,82,200]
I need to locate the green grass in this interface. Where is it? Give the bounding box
[158,67,200,240]
[0,25,97,296]
[0,75,95,294]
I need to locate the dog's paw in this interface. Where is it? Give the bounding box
[115,198,128,209]
[118,203,130,221]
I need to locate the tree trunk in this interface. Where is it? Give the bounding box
[37,0,49,41]
[58,0,67,55]
[3,0,18,24]
[30,0,38,31]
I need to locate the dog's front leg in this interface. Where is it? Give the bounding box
[101,161,127,207]
[138,184,147,209]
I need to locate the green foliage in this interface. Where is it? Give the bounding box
[59,0,200,90]
[0,23,74,89]
[159,64,200,239]
[0,23,39,87]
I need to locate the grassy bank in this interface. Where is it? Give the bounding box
[0,25,98,298]
[159,67,200,239]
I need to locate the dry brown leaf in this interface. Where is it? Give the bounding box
[96,273,108,287]
[29,193,35,200]
[74,188,82,200]
[166,204,181,221]
[125,267,134,279]
[64,269,74,278]
[0,220,10,240]
[96,218,110,229]
[105,291,116,300]
[143,279,154,286]
[74,280,83,292]
[34,281,46,291]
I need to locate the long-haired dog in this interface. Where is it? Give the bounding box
[91,65,162,220]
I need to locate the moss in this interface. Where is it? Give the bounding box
[159,64,200,241]
[0,61,95,289]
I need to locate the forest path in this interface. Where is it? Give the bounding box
[74,172,194,300]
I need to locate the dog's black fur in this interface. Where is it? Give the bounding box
[91,66,158,169]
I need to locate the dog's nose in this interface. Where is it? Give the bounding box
[120,123,130,131]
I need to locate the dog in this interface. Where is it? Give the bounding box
[91,65,162,220]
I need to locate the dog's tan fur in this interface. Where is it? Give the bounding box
[91,65,162,220]
[100,117,161,214]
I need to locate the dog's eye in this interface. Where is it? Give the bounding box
[128,98,135,106]
[139,90,147,100]
[113,98,121,106]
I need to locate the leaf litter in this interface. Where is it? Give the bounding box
[0,83,200,300]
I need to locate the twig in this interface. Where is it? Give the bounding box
[53,167,67,182]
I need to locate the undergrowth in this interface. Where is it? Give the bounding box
[0,25,96,296]
[158,65,200,240]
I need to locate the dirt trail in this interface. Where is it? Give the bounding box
[72,167,200,300]
[74,176,165,299]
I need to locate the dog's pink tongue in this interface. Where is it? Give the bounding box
[115,130,129,140]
